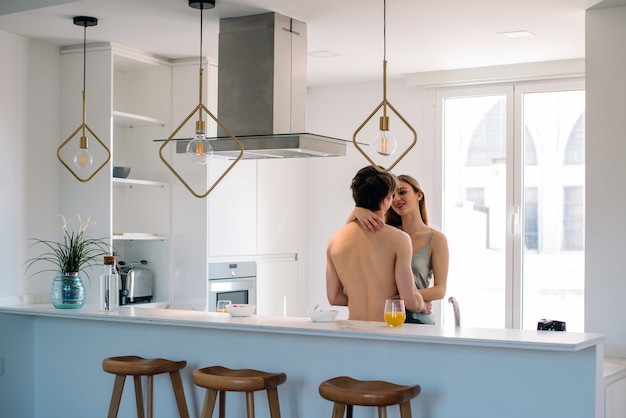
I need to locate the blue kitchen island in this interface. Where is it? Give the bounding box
[0,304,605,418]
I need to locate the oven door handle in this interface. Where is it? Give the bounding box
[208,277,256,293]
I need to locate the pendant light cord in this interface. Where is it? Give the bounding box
[383,0,387,62]
[199,8,204,70]
[82,24,87,93]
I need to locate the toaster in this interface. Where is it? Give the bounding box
[119,263,153,305]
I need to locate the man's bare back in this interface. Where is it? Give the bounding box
[326,220,423,321]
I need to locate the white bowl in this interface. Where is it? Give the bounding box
[307,309,339,323]
[227,304,256,317]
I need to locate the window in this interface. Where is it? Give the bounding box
[437,79,585,330]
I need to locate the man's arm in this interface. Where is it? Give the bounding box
[347,207,384,232]
[394,232,425,312]
[326,247,348,306]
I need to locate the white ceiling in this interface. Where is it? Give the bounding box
[0,0,621,86]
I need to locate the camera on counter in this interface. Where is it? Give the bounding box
[537,319,566,331]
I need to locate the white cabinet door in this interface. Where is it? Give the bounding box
[257,159,307,254]
[606,377,626,418]
[208,159,257,257]
[256,259,298,316]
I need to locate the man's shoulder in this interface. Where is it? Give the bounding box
[382,224,410,238]
[328,222,363,245]
[377,225,411,247]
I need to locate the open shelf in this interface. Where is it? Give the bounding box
[113,177,168,188]
[112,233,169,241]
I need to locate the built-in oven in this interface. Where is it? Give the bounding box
[208,261,257,312]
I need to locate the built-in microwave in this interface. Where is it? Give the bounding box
[207,261,257,312]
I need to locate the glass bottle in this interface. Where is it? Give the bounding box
[100,255,119,311]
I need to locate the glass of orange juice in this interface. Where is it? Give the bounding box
[384,299,405,327]
[216,300,231,313]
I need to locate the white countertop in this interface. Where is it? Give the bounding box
[0,303,604,352]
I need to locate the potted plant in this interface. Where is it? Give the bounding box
[26,214,111,309]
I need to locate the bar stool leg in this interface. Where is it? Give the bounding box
[169,370,190,418]
[133,375,145,418]
[331,403,346,418]
[200,389,218,418]
[399,401,413,418]
[377,405,387,418]
[107,375,126,418]
[266,387,281,418]
[346,404,353,418]
[245,391,256,418]
[147,375,154,418]
[219,391,226,418]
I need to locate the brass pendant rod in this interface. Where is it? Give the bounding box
[81,90,87,141]
[382,60,388,118]
[198,67,204,124]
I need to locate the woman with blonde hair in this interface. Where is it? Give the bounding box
[352,174,449,324]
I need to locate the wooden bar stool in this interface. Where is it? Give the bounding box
[192,365,287,418]
[102,355,190,418]
[319,376,421,418]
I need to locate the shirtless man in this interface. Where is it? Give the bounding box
[326,166,425,321]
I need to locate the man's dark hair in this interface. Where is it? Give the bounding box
[351,166,396,211]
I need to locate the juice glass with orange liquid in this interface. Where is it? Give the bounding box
[216,300,231,313]
[384,299,406,327]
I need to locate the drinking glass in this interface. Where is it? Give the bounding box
[216,300,231,313]
[384,299,406,327]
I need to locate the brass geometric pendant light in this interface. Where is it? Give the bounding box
[159,0,244,199]
[57,16,111,183]
[352,0,417,173]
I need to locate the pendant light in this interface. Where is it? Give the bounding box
[57,16,111,183]
[352,0,417,173]
[159,0,244,199]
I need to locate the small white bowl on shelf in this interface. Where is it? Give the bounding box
[227,304,256,317]
[307,308,339,323]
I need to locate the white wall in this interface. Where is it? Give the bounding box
[585,4,626,356]
[0,31,61,303]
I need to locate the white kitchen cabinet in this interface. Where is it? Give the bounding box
[256,159,307,254]
[207,159,257,257]
[605,359,626,418]
[606,378,626,418]
[254,159,309,315]
[256,257,299,316]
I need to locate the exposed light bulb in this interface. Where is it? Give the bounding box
[373,116,397,156]
[73,136,93,169]
[186,121,213,164]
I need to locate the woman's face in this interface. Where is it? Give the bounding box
[392,180,421,216]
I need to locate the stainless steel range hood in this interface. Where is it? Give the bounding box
[176,132,347,160]
[179,12,347,159]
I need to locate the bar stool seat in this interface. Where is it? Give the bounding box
[102,355,190,418]
[192,365,287,418]
[319,376,421,418]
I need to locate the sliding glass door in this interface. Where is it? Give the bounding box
[438,79,585,330]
